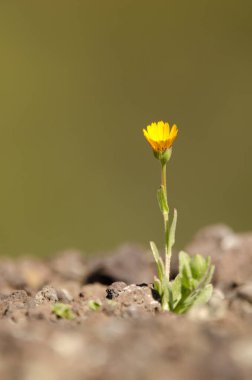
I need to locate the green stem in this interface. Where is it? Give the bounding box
[161,162,170,280]
[161,163,167,194]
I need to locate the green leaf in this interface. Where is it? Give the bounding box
[150,241,165,280]
[52,303,74,320]
[179,251,193,289]
[153,276,162,295]
[168,209,177,253]
[157,185,169,213]
[194,284,213,305]
[191,256,214,291]
[170,274,182,308]
[88,299,102,311]
[202,261,215,287]
[179,251,191,277]
[150,241,160,263]
[190,254,208,279]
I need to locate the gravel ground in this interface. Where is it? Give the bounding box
[0,224,252,380]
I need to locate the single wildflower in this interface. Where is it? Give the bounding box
[142,120,214,312]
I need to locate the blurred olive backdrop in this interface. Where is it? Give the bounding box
[0,1,251,256]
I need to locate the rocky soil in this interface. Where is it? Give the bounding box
[0,224,252,380]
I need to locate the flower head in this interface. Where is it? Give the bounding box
[143,121,178,153]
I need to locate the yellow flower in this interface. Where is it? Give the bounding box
[143,121,178,152]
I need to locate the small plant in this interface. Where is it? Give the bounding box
[52,303,74,320]
[143,121,214,312]
[88,299,102,311]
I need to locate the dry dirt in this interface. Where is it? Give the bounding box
[0,224,252,380]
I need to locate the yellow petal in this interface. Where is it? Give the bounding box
[143,128,149,139]
[163,122,170,139]
[159,121,166,141]
[170,124,178,138]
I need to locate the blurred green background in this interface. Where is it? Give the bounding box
[0,0,251,256]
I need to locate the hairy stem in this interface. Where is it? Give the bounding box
[161,162,170,280]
